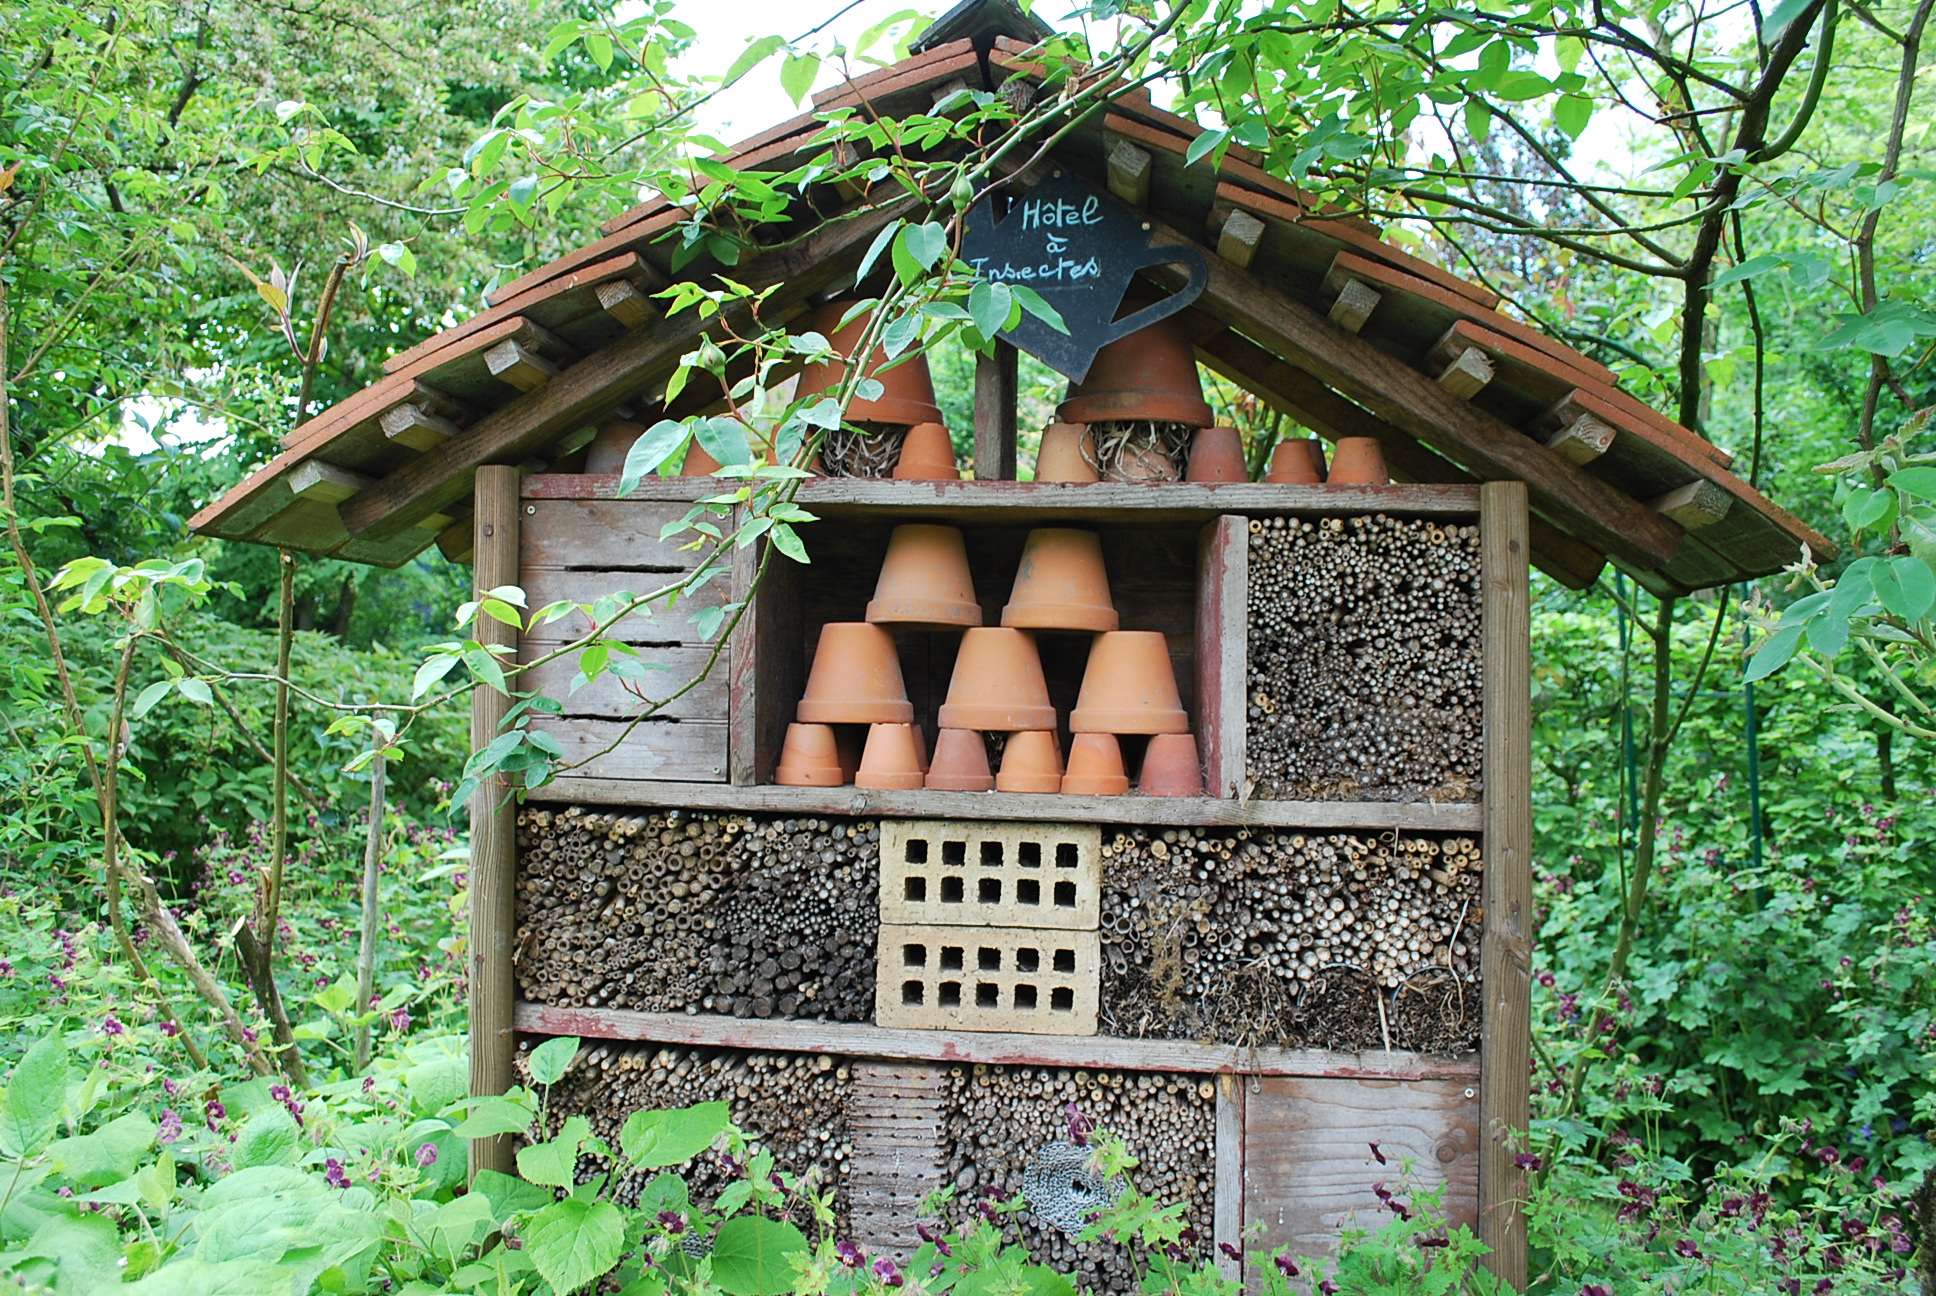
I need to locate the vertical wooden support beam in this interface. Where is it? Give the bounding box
[974,344,1018,480]
[1195,515,1247,799]
[1213,1073,1247,1285]
[1479,481,1531,1290]
[469,466,521,1179]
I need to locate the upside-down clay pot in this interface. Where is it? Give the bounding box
[1060,732,1129,796]
[1106,442,1178,483]
[795,301,944,426]
[936,628,1056,731]
[926,728,994,791]
[893,422,960,480]
[855,723,927,790]
[1001,528,1118,633]
[775,723,846,787]
[1265,439,1324,484]
[584,420,641,475]
[796,623,913,724]
[1326,436,1389,486]
[681,439,723,477]
[995,730,1064,794]
[1138,732,1205,797]
[1070,631,1189,734]
[1057,318,1214,427]
[866,525,982,628]
[1034,423,1101,483]
[1186,426,1248,482]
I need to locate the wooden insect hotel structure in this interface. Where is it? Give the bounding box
[192,1,1829,1285]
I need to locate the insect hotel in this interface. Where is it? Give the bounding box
[191,2,1828,1286]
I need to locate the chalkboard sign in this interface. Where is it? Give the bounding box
[960,169,1207,381]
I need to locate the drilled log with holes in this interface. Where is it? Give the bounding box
[520,1039,856,1215]
[1245,514,1483,802]
[1098,827,1482,1052]
[515,807,880,1021]
[938,1063,1216,1294]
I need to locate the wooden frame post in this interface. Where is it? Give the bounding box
[1479,481,1531,1288]
[974,343,1018,480]
[469,465,521,1178]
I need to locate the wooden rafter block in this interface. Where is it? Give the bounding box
[1543,413,1616,465]
[1214,208,1266,269]
[486,339,560,393]
[288,460,370,505]
[401,380,469,425]
[595,278,659,330]
[509,316,576,363]
[412,510,458,533]
[381,403,463,453]
[1105,135,1152,209]
[1650,479,1733,530]
[1436,346,1494,400]
[1327,278,1380,334]
[434,516,474,565]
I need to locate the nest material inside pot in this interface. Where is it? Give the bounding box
[818,421,909,478]
[1084,420,1197,482]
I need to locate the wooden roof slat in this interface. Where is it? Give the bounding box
[385,252,663,376]
[812,38,977,110]
[599,110,822,236]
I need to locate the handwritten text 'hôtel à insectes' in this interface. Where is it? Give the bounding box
[969,194,1106,284]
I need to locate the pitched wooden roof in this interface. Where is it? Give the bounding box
[189,25,1831,594]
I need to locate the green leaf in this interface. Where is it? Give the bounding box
[525,1198,627,1295]
[1712,254,1785,288]
[619,1102,731,1169]
[48,1112,155,1187]
[404,1054,470,1117]
[132,679,173,718]
[1760,0,1816,39]
[881,313,922,360]
[858,223,902,285]
[1184,128,1228,167]
[230,1104,300,1170]
[413,653,460,700]
[13,1211,121,1294]
[709,1217,809,1296]
[968,281,1014,340]
[1745,625,1804,681]
[722,34,785,86]
[1463,98,1492,143]
[1553,94,1593,139]
[1843,486,1898,533]
[1011,285,1067,335]
[0,1034,68,1159]
[470,1167,555,1217]
[780,53,820,105]
[900,222,949,271]
[770,523,809,564]
[696,416,753,469]
[124,1259,293,1295]
[528,1035,580,1086]
[177,677,214,705]
[1888,466,1936,498]
[620,420,693,495]
[1873,556,1936,623]
[450,1092,537,1139]
[516,1114,590,1188]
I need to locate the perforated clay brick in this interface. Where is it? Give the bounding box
[875,923,1099,1035]
[880,820,1101,931]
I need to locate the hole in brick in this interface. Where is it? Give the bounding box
[904,876,927,903]
[1056,843,1080,868]
[905,838,929,864]
[903,943,927,968]
[1050,986,1074,1011]
[940,981,962,1006]
[902,980,925,1005]
[941,946,964,971]
[1054,880,1077,907]
[978,947,1001,971]
[941,876,964,904]
[975,982,1000,1008]
[1016,947,1040,972]
[1054,948,1076,973]
[942,840,967,866]
[1017,842,1042,868]
[981,841,1004,868]
[978,877,1002,904]
[1014,983,1038,1009]
[1017,879,1041,906]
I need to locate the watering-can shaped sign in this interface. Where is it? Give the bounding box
[960,169,1207,382]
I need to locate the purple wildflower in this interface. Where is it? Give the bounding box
[1368,1141,1387,1165]
[157,1109,183,1144]
[871,1256,903,1287]
[416,1142,439,1168]
[1273,1255,1299,1278]
[324,1158,349,1189]
[836,1240,866,1268]
[102,1016,125,1037]
[658,1210,688,1234]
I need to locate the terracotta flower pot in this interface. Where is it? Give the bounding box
[1070,631,1189,734]
[1138,732,1204,797]
[855,723,926,790]
[893,422,960,480]
[1057,318,1214,427]
[926,728,994,791]
[936,628,1056,731]
[866,524,982,628]
[1326,436,1389,486]
[681,439,723,477]
[1060,732,1129,796]
[1001,528,1118,633]
[1265,438,1324,484]
[1105,442,1178,483]
[1034,423,1100,483]
[775,723,846,787]
[995,729,1063,794]
[1186,426,1248,482]
[797,622,913,724]
[584,420,641,475]
[795,301,943,426]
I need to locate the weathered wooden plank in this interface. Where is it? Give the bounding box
[1327,279,1380,334]
[519,567,729,645]
[849,1062,949,1263]
[1545,414,1615,465]
[812,39,979,112]
[975,345,1019,480]
[516,644,729,721]
[732,531,801,786]
[513,1002,1482,1081]
[534,717,729,783]
[1480,482,1532,1290]
[1213,1074,1245,1284]
[522,497,725,571]
[386,253,663,376]
[289,460,370,504]
[1241,1077,1478,1268]
[1650,479,1732,530]
[470,467,521,1179]
[1195,516,1246,800]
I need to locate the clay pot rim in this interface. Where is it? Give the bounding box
[994,771,1063,793]
[866,595,983,628]
[1000,604,1119,632]
[1059,773,1130,796]
[1069,707,1190,734]
[936,702,1057,731]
